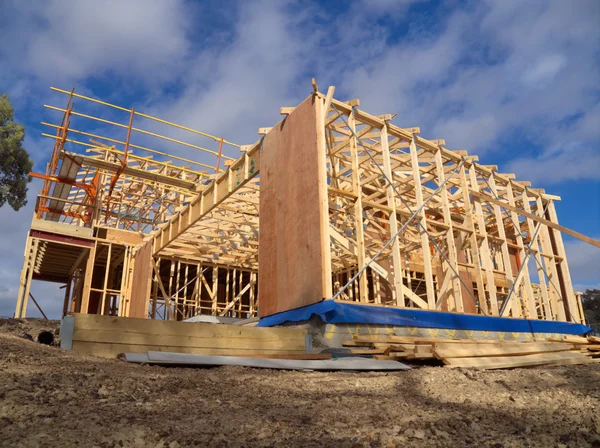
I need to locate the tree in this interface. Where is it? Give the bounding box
[0,93,33,211]
[581,289,600,332]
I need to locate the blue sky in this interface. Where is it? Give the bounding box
[0,0,598,318]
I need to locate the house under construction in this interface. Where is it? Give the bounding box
[14,83,598,337]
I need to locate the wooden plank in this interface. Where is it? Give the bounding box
[409,137,436,308]
[31,217,94,239]
[405,352,436,360]
[469,190,600,249]
[380,125,404,306]
[353,335,510,344]
[349,348,391,355]
[536,196,565,321]
[442,351,591,369]
[469,167,500,315]
[72,313,304,337]
[459,166,489,314]
[433,342,574,358]
[72,342,304,359]
[258,95,330,316]
[72,329,306,351]
[342,340,379,347]
[546,335,589,344]
[434,150,462,312]
[487,176,521,315]
[15,236,33,318]
[348,112,368,302]
[547,201,581,323]
[521,190,553,320]
[69,151,196,190]
[103,227,144,245]
[316,94,333,300]
[80,241,96,314]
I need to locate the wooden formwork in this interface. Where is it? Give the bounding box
[15,84,598,325]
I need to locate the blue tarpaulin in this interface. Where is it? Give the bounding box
[257,300,592,335]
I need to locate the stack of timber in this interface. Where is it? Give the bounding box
[343,334,598,369]
[60,314,309,359]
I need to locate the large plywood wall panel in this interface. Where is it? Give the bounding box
[259,95,327,317]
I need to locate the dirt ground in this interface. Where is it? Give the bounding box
[0,318,599,448]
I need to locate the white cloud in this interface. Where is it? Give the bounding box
[564,237,600,288]
[0,0,190,84]
[331,0,600,183]
[522,54,567,86]
[507,147,600,184]
[152,0,317,146]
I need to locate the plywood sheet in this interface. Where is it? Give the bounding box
[133,351,411,370]
[128,240,153,318]
[259,95,327,316]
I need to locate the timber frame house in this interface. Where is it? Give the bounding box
[15,83,597,325]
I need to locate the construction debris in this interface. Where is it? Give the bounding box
[343,334,598,369]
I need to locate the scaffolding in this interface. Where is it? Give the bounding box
[15,84,598,325]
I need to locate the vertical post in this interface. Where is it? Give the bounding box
[504,182,536,318]
[231,268,237,317]
[486,175,515,311]
[183,264,190,317]
[348,112,368,302]
[536,197,566,321]
[62,278,72,318]
[521,191,553,319]
[316,93,333,300]
[100,243,112,315]
[237,270,244,317]
[468,165,500,315]
[215,138,224,174]
[576,292,585,325]
[211,266,219,315]
[167,260,175,319]
[546,201,581,323]
[225,269,231,312]
[194,263,202,315]
[151,274,158,319]
[434,152,463,312]
[409,137,436,309]
[380,125,404,306]
[15,236,33,318]
[80,241,97,314]
[174,261,182,318]
[16,238,39,318]
[249,272,256,316]
[459,165,489,314]
[119,246,131,317]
